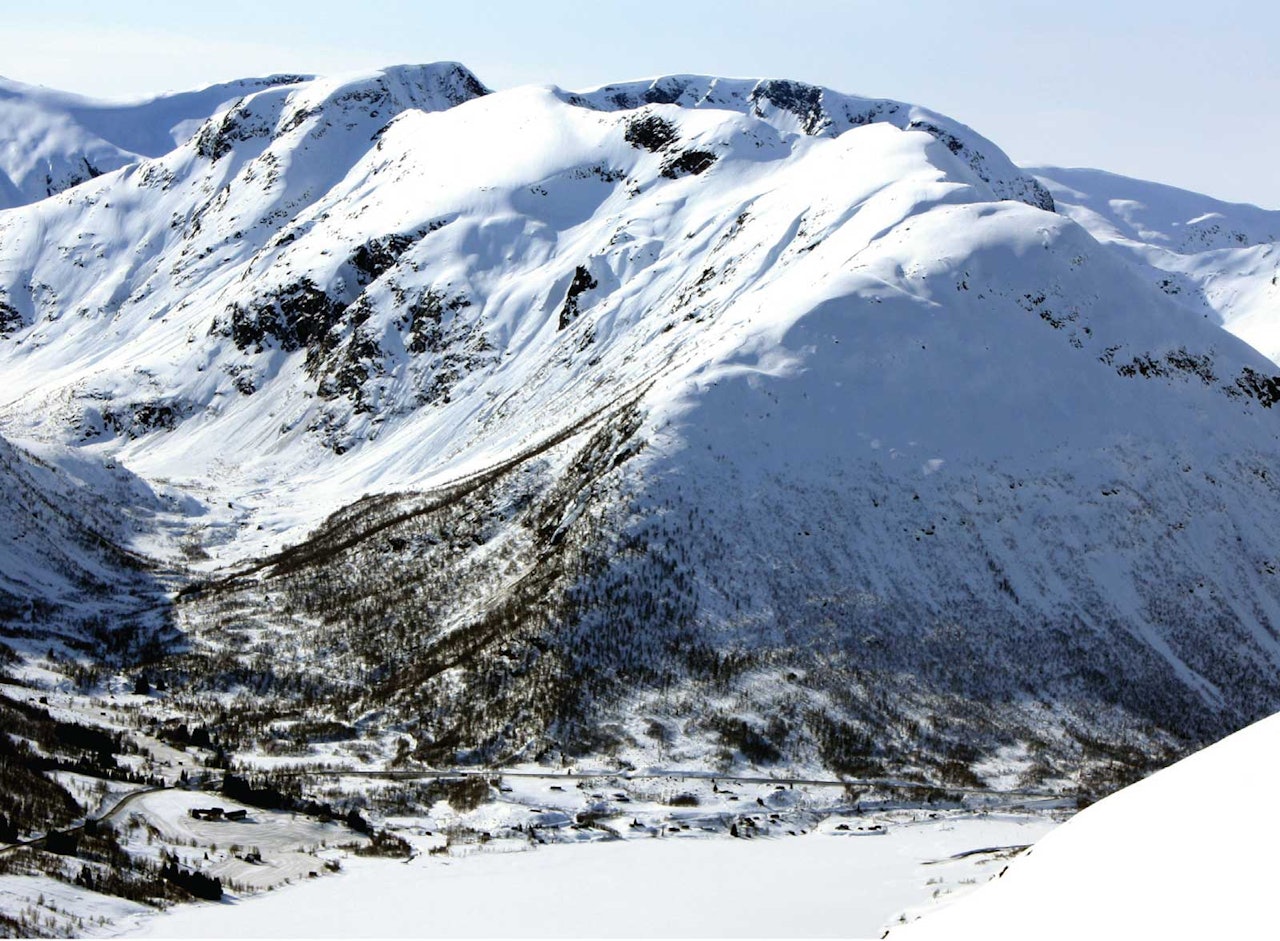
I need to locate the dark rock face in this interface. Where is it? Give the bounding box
[215,278,346,356]
[624,113,679,153]
[641,77,691,106]
[660,150,718,179]
[206,220,496,443]
[101,401,188,438]
[220,224,428,363]
[194,101,274,161]
[350,233,420,285]
[401,289,472,355]
[1234,366,1280,407]
[0,300,21,336]
[751,79,827,135]
[907,119,1055,212]
[441,63,490,104]
[558,266,599,330]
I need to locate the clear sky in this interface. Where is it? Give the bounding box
[5,0,1278,208]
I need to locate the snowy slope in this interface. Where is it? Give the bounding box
[564,75,1055,210]
[895,709,1280,940]
[0,73,322,209]
[1032,167,1280,362]
[0,434,177,656]
[0,66,1044,556]
[3,65,1280,784]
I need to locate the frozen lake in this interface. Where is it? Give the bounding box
[116,812,1053,938]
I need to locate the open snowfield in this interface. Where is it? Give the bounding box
[0,873,150,938]
[1032,167,1280,363]
[892,712,1280,940]
[103,789,365,892]
[115,813,1052,938]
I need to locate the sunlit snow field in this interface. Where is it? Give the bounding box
[893,712,1280,940]
[116,815,1052,938]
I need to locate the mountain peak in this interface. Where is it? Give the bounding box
[0,63,490,210]
[184,62,489,165]
[560,73,1054,211]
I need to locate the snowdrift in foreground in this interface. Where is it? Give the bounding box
[895,710,1280,940]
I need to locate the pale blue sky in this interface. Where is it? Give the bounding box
[6,0,1278,207]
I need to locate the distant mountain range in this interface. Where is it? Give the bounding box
[1033,166,1280,361]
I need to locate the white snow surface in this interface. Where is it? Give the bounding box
[0,73,321,209]
[1032,166,1280,362]
[5,63,1280,751]
[0,873,149,938]
[0,65,1271,563]
[0,63,1062,561]
[894,709,1280,940]
[117,814,1052,939]
[4,62,1280,938]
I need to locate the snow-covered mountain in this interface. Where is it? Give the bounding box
[4,63,1280,789]
[1032,166,1280,361]
[0,72,326,209]
[0,433,177,659]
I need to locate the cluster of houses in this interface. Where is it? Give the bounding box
[188,806,248,822]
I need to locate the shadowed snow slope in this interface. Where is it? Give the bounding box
[894,709,1280,940]
[0,434,177,656]
[4,65,1280,784]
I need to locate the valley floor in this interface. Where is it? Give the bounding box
[0,673,1066,938]
[109,813,1053,939]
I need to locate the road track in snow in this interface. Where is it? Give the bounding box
[0,784,170,858]
[0,765,1064,861]
[254,765,1067,804]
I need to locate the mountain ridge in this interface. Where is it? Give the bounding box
[0,71,323,209]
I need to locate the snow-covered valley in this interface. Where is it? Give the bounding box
[116,812,1054,939]
[1,60,1279,936]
